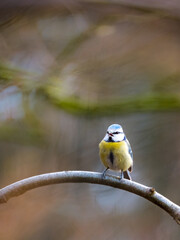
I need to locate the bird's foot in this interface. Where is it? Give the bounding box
[119,171,124,180]
[102,167,109,179]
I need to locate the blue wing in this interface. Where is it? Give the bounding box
[125,138,133,160]
[125,137,133,172]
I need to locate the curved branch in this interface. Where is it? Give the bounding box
[0,171,179,224]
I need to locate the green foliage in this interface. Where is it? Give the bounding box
[0,63,20,83]
[0,121,45,145]
[45,85,180,115]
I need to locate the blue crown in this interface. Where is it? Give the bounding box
[108,124,122,131]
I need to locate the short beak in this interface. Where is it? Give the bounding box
[108,133,114,137]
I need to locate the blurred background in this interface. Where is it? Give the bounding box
[0,0,180,239]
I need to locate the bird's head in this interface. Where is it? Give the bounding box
[104,124,125,142]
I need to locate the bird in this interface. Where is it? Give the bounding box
[99,124,133,180]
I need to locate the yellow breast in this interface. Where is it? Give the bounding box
[99,140,132,171]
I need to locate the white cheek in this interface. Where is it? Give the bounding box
[114,133,125,141]
[103,134,109,141]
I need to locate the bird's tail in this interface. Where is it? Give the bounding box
[124,170,132,180]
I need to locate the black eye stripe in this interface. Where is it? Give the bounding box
[107,131,122,134]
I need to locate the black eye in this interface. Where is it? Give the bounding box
[107,131,109,134]
[113,131,120,134]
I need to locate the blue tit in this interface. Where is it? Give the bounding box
[99,124,133,180]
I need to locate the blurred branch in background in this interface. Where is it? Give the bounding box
[44,86,180,115]
[0,171,180,224]
[1,63,180,116]
[0,63,45,144]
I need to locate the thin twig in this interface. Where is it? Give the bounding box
[0,171,179,224]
